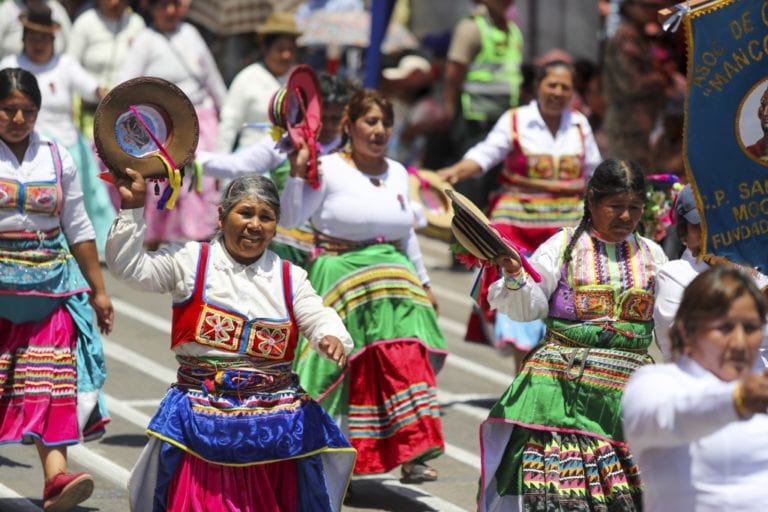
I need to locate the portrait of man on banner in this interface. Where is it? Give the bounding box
[738,80,768,163]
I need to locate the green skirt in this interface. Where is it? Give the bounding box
[295,243,447,474]
[478,320,652,511]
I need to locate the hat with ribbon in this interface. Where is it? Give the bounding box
[446,189,541,281]
[93,77,199,209]
[268,64,322,188]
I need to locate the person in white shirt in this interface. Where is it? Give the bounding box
[654,184,768,361]
[216,11,301,152]
[67,0,145,91]
[283,89,447,483]
[107,171,356,511]
[624,265,768,512]
[438,59,602,365]
[0,66,113,512]
[0,0,72,59]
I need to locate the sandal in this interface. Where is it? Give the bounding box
[400,461,438,483]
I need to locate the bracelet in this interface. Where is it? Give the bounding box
[503,270,527,290]
[733,383,751,418]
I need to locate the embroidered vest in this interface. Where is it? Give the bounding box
[548,230,657,323]
[502,109,585,184]
[0,142,64,215]
[171,244,298,362]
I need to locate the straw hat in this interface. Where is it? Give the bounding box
[19,5,61,34]
[446,189,517,261]
[94,77,199,179]
[256,11,302,37]
[408,170,454,241]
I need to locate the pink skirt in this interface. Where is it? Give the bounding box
[0,306,78,445]
[143,106,221,244]
[167,454,298,512]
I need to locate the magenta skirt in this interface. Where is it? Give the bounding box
[0,306,78,445]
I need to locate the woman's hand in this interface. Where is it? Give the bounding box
[317,335,347,368]
[90,291,114,335]
[495,253,522,276]
[437,160,481,185]
[115,167,146,209]
[288,138,312,179]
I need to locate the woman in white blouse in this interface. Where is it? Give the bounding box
[282,89,447,483]
[624,265,768,512]
[0,67,113,511]
[107,171,356,511]
[0,4,115,253]
[438,59,602,364]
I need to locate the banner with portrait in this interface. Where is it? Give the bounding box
[684,0,768,273]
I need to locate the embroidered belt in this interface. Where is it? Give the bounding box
[0,227,62,240]
[314,232,400,255]
[543,327,650,353]
[175,356,298,395]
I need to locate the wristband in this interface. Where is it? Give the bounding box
[504,270,527,290]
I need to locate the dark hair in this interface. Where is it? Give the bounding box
[219,175,280,223]
[534,59,575,87]
[669,266,767,357]
[318,73,355,107]
[339,89,394,148]
[0,67,42,109]
[562,158,646,266]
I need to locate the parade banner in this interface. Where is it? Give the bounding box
[684,0,768,273]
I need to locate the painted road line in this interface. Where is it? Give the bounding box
[0,483,39,512]
[68,445,130,489]
[104,395,154,430]
[438,390,496,422]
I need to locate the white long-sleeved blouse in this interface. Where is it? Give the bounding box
[463,101,602,177]
[0,132,94,243]
[623,357,768,512]
[105,208,353,359]
[279,152,430,284]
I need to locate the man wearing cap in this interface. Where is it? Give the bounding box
[216,11,302,152]
[653,185,768,361]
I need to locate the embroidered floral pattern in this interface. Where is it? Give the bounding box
[196,307,243,351]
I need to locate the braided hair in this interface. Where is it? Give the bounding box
[562,158,646,267]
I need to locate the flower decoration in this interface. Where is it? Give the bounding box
[640,174,683,241]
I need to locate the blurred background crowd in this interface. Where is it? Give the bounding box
[0,0,688,251]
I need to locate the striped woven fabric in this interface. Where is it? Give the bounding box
[513,431,642,511]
